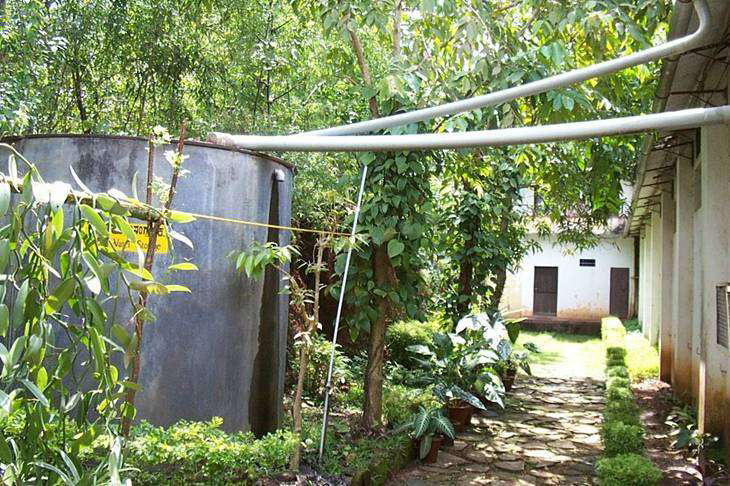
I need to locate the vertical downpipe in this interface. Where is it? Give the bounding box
[249,173,282,437]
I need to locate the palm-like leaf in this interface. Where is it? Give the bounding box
[433,412,455,439]
[419,434,433,460]
[412,407,431,439]
[452,385,486,410]
[481,382,504,408]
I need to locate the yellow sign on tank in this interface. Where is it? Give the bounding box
[110,224,168,254]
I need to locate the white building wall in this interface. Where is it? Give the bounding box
[505,235,635,319]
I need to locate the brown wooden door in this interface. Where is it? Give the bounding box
[610,267,630,319]
[533,266,558,316]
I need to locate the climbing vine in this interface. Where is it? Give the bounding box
[0,145,189,484]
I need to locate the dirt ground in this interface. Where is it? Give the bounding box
[632,380,728,485]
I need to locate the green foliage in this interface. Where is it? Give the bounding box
[398,406,455,460]
[607,366,630,379]
[122,419,295,485]
[604,399,642,427]
[606,347,627,360]
[607,376,631,390]
[433,157,533,318]
[602,421,645,457]
[607,385,633,402]
[595,453,661,486]
[665,405,721,459]
[602,317,627,347]
[297,408,410,478]
[386,319,442,368]
[337,149,434,340]
[0,146,191,483]
[623,319,642,333]
[599,339,659,485]
[289,334,351,401]
[607,356,627,368]
[233,242,295,280]
[624,333,659,382]
[382,385,439,427]
[342,382,438,427]
[409,324,506,409]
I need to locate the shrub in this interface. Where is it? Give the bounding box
[342,383,438,426]
[624,333,659,382]
[124,419,296,485]
[604,399,641,426]
[386,319,442,368]
[607,356,626,367]
[383,385,439,426]
[607,385,633,402]
[623,318,641,333]
[595,453,661,486]
[607,366,630,379]
[606,346,627,360]
[602,317,626,346]
[602,421,645,456]
[607,376,631,390]
[290,334,351,400]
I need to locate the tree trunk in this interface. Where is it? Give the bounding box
[490,266,507,312]
[456,178,477,318]
[489,211,511,312]
[289,239,324,471]
[456,252,473,318]
[362,244,391,429]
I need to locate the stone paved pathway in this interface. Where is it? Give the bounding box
[389,376,605,485]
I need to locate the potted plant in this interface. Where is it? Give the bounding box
[408,331,503,431]
[434,384,485,432]
[398,406,456,463]
[458,312,538,393]
[493,337,539,392]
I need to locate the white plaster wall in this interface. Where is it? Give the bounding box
[505,235,635,319]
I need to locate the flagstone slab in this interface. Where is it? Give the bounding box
[494,460,525,472]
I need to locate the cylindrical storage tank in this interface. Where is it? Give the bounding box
[0,134,292,435]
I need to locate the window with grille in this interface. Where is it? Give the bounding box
[716,285,729,348]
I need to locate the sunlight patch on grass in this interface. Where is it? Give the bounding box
[624,332,659,382]
[516,331,606,379]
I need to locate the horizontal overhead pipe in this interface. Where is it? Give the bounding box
[299,0,710,136]
[209,105,730,152]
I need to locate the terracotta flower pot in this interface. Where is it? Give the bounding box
[421,435,444,464]
[502,368,517,392]
[464,404,476,423]
[447,401,471,432]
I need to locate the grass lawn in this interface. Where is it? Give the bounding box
[516,331,606,379]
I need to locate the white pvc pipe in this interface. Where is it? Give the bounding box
[210,106,730,152]
[301,0,710,136]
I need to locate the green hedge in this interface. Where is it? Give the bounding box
[595,453,661,486]
[602,421,645,457]
[601,317,626,347]
[598,320,660,486]
[122,419,295,485]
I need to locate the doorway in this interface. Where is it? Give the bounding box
[534,266,558,316]
[610,267,630,319]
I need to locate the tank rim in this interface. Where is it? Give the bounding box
[0,133,293,170]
